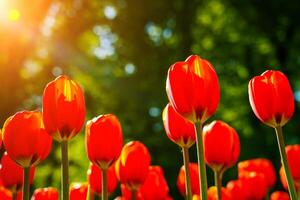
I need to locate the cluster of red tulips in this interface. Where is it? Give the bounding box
[0,54,298,200]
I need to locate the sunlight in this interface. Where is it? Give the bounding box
[0,0,21,22]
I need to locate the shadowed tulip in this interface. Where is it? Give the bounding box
[86,114,123,170]
[239,172,268,200]
[270,191,290,200]
[69,183,87,200]
[31,187,59,200]
[2,111,52,168]
[0,152,35,193]
[166,55,220,123]
[115,141,151,192]
[42,75,86,141]
[177,163,200,196]
[238,158,276,189]
[87,163,118,196]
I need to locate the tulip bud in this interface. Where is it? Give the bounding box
[162,103,196,148]
[270,191,290,200]
[166,55,220,123]
[115,141,151,191]
[239,172,268,200]
[31,187,59,200]
[177,163,200,196]
[42,75,86,141]
[86,114,123,169]
[248,70,294,127]
[226,180,247,200]
[69,183,88,200]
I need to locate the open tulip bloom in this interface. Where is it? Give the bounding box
[42,75,86,200]
[248,70,297,199]
[166,55,220,200]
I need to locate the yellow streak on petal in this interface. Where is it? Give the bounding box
[193,57,202,77]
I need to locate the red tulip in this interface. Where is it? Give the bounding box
[69,183,87,200]
[0,186,12,200]
[87,163,118,195]
[270,191,290,200]
[177,163,200,196]
[248,70,294,127]
[2,111,52,167]
[162,103,196,148]
[166,55,220,123]
[238,158,276,189]
[42,75,86,141]
[280,145,300,190]
[115,141,151,190]
[239,172,268,200]
[139,166,169,200]
[31,187,59,200]
[226,180,247,200]
[203,120,240,171]
[0,152,35,192]
[207,186,232,200]
[86,114,123,169]
[120,184,143,200]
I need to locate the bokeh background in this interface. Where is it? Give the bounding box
[1,0,300,199]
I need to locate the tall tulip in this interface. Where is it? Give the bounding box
[0,152,35,200]
[42,75,86,200]
[31,187,59,200]
[163,103,196,199]
[166,55,220,200]
[177,163,200,197]
[86,114,122,200]
[248,70,296,199]
[2,111,52,200]
[115,141,151,200]
[203,120,240,200]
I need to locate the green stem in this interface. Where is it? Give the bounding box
[86,185,95,200]
[274,126,297,200]
[195,122,208,200]
[102,169,108,200]
[61,140,69,200]
[297,186,300,200]
[265,190,270,200]
[182,147,192,200]
[12,191,17,200]
[132,189,136,200]
[214,170,222,200]
[22,167,30,200]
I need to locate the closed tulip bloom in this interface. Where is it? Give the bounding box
[226,180,247,200]
[166,55,220,123]
[207,186,232,200]
[42,75,86,141]
[238,158,276,189]
[270,191,290,200]
[2,111,52,167]
[139,166,169,200]
[239,172,268,200]
[87,163,118,195]
[162,103,196,148]
[31,187,59,200]
[0,152,35,192]
[203,120,240,171]
[69,183,87,200]
[115,141,151,190]
[86,114,123,169]
[177,163,200,196]
[248,70,294,127]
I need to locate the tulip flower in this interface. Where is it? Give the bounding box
[2,111,51,200]
[42,75,86,200]
[69,183,88,200]
[115,141,151,199]
[226,180,247,200]
[238,158,276,189]
[166,55,220,200]
[86,114,122,200]
[87,163,118,196]
[270,191,290,200]
[248,70,296,199]
[162,103,196,199]
[177,163,200,197]
[0,186,11,200]
[280,145,300,195]
[120,184,143,200]
[0,152,35,200]
[207,186,232,200]
[139,166,169,200]
[203,120,240,199]
[31,187,59,200]
[239,172,268,200]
